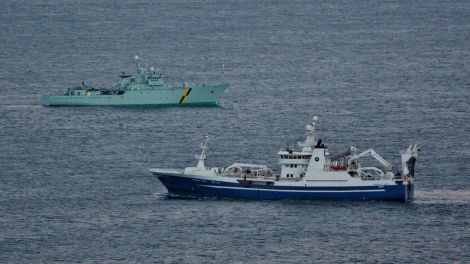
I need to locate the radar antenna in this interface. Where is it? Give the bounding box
[299,116,319,151]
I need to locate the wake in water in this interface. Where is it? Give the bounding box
[153,192,171,200]
[414,188,470,205]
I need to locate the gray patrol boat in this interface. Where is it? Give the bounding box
[42,56,229,106]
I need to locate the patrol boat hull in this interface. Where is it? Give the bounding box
[42,83,228,106]
[153,172,414,202]
[42,56,229,107]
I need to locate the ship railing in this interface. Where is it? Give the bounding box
[349,170,394,181]
[360,175,382,181]
[255,175,276,181]
[359,174,396,181]
[153,169,184,174]
[281,177,303,182]
[278,146,303,153]
[224,172,275,180]
[393,173,404,180]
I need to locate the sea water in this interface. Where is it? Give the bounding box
[1,0,469,262]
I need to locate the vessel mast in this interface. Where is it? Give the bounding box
[134,55,145,74]
[196,134,210,169]
[220,63,226,82]
[299,116,318,152]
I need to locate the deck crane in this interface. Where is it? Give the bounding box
[348,148,393,171]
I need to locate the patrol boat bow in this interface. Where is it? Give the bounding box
[42,56,229,106]
[150,117,419,201]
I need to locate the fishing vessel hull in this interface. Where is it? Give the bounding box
[42,83,228,106]
[154,172,414,202]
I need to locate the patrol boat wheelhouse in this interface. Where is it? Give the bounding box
[42,56,229,106]
[150,116,419,201]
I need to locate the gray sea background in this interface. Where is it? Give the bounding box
[1,0,469,262]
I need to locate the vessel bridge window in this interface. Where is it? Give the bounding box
[281,155,311,159]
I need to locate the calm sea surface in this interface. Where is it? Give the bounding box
[1,0,469,262]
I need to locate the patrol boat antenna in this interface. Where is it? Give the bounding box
[196,134,210,169]
[220,63,226,82]
[135,55,146,74]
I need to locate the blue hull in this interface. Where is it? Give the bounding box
[156,174,414,202]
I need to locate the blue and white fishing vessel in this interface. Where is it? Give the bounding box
[150,116,419,202]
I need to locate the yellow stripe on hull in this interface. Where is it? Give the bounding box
[179,88,192,104]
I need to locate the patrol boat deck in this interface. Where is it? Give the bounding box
[42,56,229,106]
[150,116,419,201]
